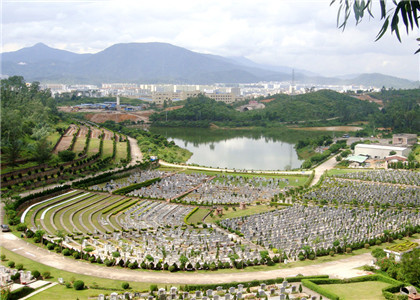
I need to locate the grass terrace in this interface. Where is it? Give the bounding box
[102,139,114,157]
[87,138,101,156]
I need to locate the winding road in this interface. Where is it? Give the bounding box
[0,231,373,284]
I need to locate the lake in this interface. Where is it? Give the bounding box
[150,127,334,170]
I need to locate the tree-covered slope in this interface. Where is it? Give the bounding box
[1,76,60,165]
[150,90,379,127]
[369,89,420,133]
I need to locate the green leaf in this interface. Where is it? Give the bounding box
[375,16,390,41]
[379,0,387,19]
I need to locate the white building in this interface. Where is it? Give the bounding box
[354,144,410,159]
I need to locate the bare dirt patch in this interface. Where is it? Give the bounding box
[164,105,184,111]
[77,126,88,138]
[354,95,384,107]
[84,110,153,124]
[291,126,363,132]
[53,125,77,154]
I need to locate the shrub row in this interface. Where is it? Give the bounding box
[67,126,80,151]
[112,177,161,195]
[302,274,406,300]
[82,127,92,155]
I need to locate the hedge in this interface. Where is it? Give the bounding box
[302,279,340,300]
[302,274,407,300]
[112,177,161,195]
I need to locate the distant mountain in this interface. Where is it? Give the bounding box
[1,42,418,88]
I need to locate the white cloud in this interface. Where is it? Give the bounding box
[1,0,419,80]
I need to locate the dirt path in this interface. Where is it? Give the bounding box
[0,232,373,284]
[128,136,143,165]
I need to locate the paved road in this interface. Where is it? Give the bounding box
[1,232,373,284]
[159,161,311,176]
[310,154,339,187]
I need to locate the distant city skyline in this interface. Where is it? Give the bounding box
[2,0,419,81]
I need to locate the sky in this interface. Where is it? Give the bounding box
[1,0,419,81]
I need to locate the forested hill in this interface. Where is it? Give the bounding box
[368,89,420,133]
[1,76,60,165]
[150,90,379,127]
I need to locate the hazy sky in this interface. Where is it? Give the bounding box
[2,0,419,80]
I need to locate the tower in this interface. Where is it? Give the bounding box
[289,69,296,95]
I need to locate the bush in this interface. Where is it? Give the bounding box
[32,270,41,279]
[73,280,85,290]
[59,150,76,162]
[16,264,24,270]
[0,254,6,261]
[122,282,130,289]
[150,284,158,292]
[47,243,55,250]
[8,261,15,268]
[63,249,71,256]
[72,252,81,259]
[16,223,27,231]
[42,271,51,279]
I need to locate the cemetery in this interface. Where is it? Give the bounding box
[3,163,419,299]
[301,177,420,207]
[334,169,420,186]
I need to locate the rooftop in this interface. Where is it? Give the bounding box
[355,144,407,151]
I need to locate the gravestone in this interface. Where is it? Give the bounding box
[236,292,242,299]
[282,281,288,288]
[110,293,118,300]
[237,284,244,292]
[97,295,104,300]
[224,294,231,300]
[229,287,235,294]
[279,294,285,300]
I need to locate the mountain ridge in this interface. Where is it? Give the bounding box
[1,42,418,88]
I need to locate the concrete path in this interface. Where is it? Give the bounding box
[1,232,373,284]
[159,160,311,176]
[310,155,339,187]
[20,282,58,300]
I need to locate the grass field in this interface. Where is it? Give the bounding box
[187,208,210,224]
[102,140,114,158]
[72,136,86,153]
[87,138,100,156]
[326,168,371,176]
[206,204,277,223]
[319,281,389,300]
[115,141,128,162]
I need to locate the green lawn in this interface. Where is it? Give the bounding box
[319,281,389,300]
[115,141,128,162]
[206,204,277,223]
[326,168,371,176]
[102,140,114,158]
[87,138,100,156]
[187,208,210,224]
[72,136,86,153]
